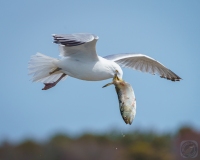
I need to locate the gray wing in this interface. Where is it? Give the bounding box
[104,53,181,81]
[53,33,99,60]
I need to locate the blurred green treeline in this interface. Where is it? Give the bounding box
[0,126,199,160]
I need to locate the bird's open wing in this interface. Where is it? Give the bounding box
[53,33,99,60]
[104,53,181,81]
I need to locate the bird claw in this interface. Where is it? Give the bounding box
[42,73,67,90]
[42,82,57,90]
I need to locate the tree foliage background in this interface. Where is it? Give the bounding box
[0,126,199,160]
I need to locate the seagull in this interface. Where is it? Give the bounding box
[28,33,181,90]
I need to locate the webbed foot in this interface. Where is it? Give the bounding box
[42,73,67,90]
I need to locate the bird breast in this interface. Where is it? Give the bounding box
[56,57,116,81]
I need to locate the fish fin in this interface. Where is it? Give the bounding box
[102,82,113,88]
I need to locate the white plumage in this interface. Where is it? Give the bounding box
[28,33,181,90]
[104,53,181,81]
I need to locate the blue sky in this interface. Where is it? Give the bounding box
[0,0,200,142]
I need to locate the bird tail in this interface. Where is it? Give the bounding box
[28,53,66,83]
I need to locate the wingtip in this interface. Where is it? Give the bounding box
[160,75,182,82]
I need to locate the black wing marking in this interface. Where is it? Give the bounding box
[53,35,85,47]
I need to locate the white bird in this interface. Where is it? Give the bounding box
[28,33,181,90]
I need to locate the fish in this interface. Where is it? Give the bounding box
[103,74,136,125]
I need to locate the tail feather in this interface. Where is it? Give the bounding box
[29,67,49,75]
[35,73,63,83]
[28,53,66,83]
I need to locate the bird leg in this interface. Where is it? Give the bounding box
[42,73,67,90]
[49,67,61,75]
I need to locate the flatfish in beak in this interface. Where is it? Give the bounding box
[103,74,136,125]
